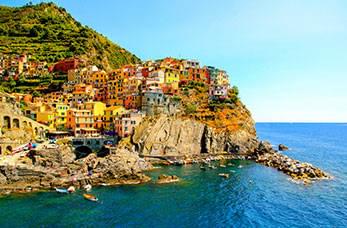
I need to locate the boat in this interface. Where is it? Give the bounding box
[83,193,98,202]
[83,184,92,192]
[67,186,76,193]
[55,187,69,194]
[200,166,206,171]
[219,173,230,178]
[220,164,226,168]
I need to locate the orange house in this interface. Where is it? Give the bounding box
[187,67,209,84]
[66,109,95,134]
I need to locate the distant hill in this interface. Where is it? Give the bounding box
[0,2,140,70]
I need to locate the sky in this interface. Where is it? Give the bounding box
[1,0,347,122]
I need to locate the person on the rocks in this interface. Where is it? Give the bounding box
[87,166,93,176]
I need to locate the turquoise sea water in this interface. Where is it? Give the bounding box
[0,123,346,227]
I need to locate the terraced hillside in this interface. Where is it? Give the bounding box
[0,2,140,70]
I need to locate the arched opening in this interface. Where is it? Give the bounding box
[97,146,110,157]
[13,118,20,128]
[6,146,12,153]
[75,146,93,159]
[23,121,28,128]
[29,122,32,128]
[0,146,2,155]
[3,116,11,129]
[39,127,44,138]
[34,127,38,136]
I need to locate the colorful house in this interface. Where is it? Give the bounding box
[103,106,126,130]
[114,112,144,138]
[51,58,81,74]
[36,111,56,129]
[66,109,95,135]
[163,67,180,90]
[79,101,106,129]
[54,103,69,130]
[88,71,108,88]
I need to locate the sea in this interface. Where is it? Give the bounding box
[0,123,346,227]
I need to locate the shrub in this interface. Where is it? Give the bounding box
[185,103,197,114]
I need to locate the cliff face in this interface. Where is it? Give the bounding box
[132,103,258,157]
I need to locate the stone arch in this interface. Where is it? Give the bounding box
[29,122,32,128]
[6,145,12,153]
[23,121,28,128]
[75,146,93,159]
[34,127,38,136]
[13,118,20,128]
[3,116,11,129]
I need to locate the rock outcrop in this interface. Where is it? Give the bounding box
[278,144,289,151]
[0,145,152,195]
[156,174,180,184]
[250,141,331,181]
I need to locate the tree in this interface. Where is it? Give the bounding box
[29,25,42,37]
[185,103,197,114]
[9,77,16,88]
[32,91,41,97]
[231,86,239,97]
[0,25,8,35]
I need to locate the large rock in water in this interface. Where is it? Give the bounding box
[132,115,258,157]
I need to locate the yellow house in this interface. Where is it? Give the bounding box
[37,111,56,129]
[164,68,180,89]
[55,103,69,129]
[103,106,126,129]
[79,101,106,129]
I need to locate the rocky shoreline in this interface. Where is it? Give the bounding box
[0,145,152,196]
[0,136,331,196]
[249,141,331,182]
[145,141,331,183]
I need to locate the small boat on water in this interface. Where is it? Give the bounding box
[220,164,226,168]
[219,173,230,178]
[83,193,98,202]
[55,188,69,194]
[200,166,206,171]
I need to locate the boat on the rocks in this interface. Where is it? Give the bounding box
[55,188,69,194]
[83,184,92,192]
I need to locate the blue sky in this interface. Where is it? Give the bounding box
[2,0,347,122]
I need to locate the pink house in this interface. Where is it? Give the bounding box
[114,112,144,138]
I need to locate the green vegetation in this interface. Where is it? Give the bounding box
[185,103,197,114]
[0,74,64,93]
[0,2,140,70]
